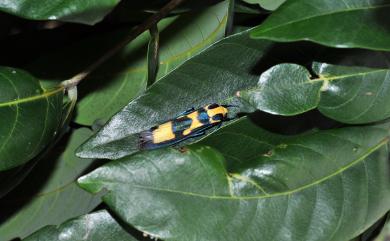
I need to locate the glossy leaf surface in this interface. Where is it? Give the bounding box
[239,62,390,124]
[76,33,390,159]
[251,0,390,51]
[76,30,273,159]
[0,128,101,240]
[0,67,64,171]
[0,0,120,25]
[78,118,390,241]
[23,210,138,241]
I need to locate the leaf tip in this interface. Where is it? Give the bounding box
[77,174,104,194]
[75,142,96,159]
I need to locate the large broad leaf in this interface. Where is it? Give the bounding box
[78,118,390,241]
[76,30,274,159]
[241,0,286,10]
[0,67,64,171]
[0,0,121,25]
[23,210,138,241]
[239,62,390,124]
[29,1,229,126]
[250,0,390,51]
[0,128,101,240]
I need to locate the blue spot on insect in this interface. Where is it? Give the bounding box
[139,104,235,150]
[198,109,210,124]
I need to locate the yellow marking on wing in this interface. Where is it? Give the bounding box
[152,122,176,143]
[206,106,228,124]
[183,111,203,136]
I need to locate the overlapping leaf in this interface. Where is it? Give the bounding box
[0,67,64,171]
[23,210,137,241]
[239,62,390,124]
[251,0,390,51]
[78,118,390,241]
[0,0,121,25]
[76,1,229,125]
[29,1,229,126]
[76,30,274,159]
[0,128,101,241]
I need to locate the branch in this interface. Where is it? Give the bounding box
[62,0,187,89]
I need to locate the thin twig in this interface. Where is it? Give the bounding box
[61,0,187,89]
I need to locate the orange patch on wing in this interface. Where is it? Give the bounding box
[152,122,176,143]
[206,106,227,123]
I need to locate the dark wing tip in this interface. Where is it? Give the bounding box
[139,131,154,149]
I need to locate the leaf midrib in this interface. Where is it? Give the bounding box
[318,69,388,82]
[88,137,388,201]
[253,4,390,35]
[0,87,64,107]
[241,68,388,94]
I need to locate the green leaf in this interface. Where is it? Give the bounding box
[78,118,390,241]
[250,0,390,51]
[0,67,64,171]
[239,62,390,124]
[23,210,138,241]
[76,29,273,159]
[0,0,121,25]
[241,0,287,10]
[0,128,101,240]
[29,1,229,126]
[77,1,229,125]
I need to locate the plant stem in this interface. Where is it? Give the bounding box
[61,0,187,89]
